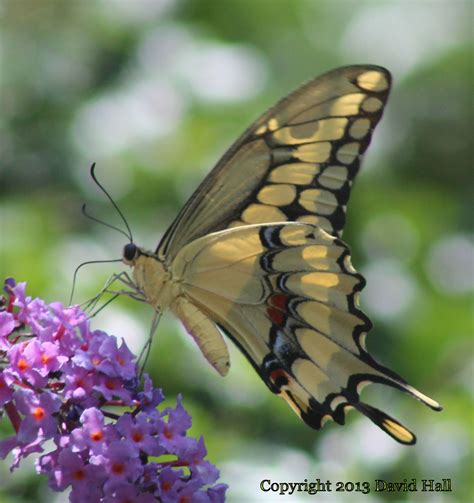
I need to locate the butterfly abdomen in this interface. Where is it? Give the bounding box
[173,296,230,376]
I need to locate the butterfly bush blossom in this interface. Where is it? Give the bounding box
[0,278,227,502]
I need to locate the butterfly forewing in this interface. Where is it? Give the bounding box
[157,65,391,262]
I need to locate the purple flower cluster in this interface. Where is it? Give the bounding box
[0,279,227,502]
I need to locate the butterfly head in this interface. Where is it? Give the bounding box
[123,242,139,265]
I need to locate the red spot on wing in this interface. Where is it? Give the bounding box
[269,368,289,384]
[267,307,285,325]
[266,293,289,325]
[270,293,288,309]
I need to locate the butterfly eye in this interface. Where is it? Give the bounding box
[123,243,138,263]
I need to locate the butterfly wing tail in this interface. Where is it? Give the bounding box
[278,360,439,445]
[354,401,416,445]
[398,382,443,411]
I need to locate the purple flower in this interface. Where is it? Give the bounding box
[14,389,62,443]
[11,436,44,470]
[63,365,96,402]
[63,449,106,489]
[72,330,109,371]
[92,336,137,381]
[0,279,227,501]
[93,374,134,404]
[47,303,90,354]
[27,339,68,376]
[4,342,48,388]
[137,374,165,411]
[70,408,117,455]
[206,484,229,503]
[116,413,162,457]
[11,282,31,318]
[102,481,157,502]
[159,395,192,446]
[0,373,13,406]
[178,437,219,485]
[41,448,103,492]
[95,441,142,485]
[156,466,186,501]
[0,311,15,348]
[0,436,18,460]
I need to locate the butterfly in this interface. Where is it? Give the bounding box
[121,65,441,444]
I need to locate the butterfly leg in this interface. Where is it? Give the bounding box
[79,271,144,317]
[137,309,162,375]
[102,271,139,295]
[78,272,124,314]
[102,271,146,303]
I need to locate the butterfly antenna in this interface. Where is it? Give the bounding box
[82,204,131,242]
[69,258,123,306]
[89,162,134,243]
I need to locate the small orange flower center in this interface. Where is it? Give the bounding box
[105,379,116,390]
[90,430,103,442]
[132,431,144,443]
[32,407,45,421]
[41,354,51,365]
[162,481,172,491]
[111,462,125,475]
[179,496,191,503]
[164,427,173,439]
[91,356,102,366]
[17,358,29,371]
[72,469,86,481]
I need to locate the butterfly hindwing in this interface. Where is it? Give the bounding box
[157,65,391,262]
[171,222,440,444]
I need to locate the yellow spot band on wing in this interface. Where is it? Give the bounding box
[257,184,296,206]
[242,204,287,224]
[328,93,365,116]
[294,142,331,163]
[362,96,383,112]
[356,70,389,92]
[269,163,319,184]
[272,118,348,145]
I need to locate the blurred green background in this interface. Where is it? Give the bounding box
[1,0,472,501]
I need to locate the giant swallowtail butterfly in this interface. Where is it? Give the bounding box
[122,65,441,444]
